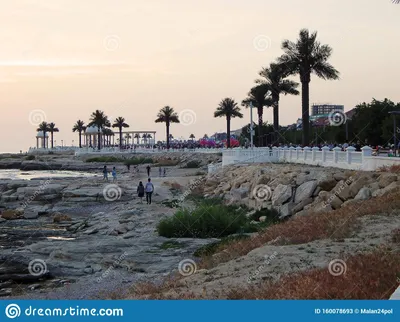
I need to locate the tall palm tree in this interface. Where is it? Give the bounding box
[189,134,195,141]
[278,29,339,146]
[125,133,132,146]
[142,133,147,144]
[214,98,243,148]
[256,63,299,143]
[72,120,86,148]
[112,117,129,149]
[155,106,180,149]
[37,122,50,149]
[102,128,114,147]
[242,86,273,146]
[48,122,59,149]
[134,133,140,145]
[88,110,111,150]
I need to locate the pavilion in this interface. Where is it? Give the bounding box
[36,131,49,149]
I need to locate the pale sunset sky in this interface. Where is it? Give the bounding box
[0,0,399,152]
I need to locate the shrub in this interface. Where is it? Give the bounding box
[124,158,153,165]
[86,156,123,163]
[85,156,153,165]
[194,234,250,257]
[248,208,280,224]
[157,201,259,238]
[25,155,35,160]
[184,160,201,168]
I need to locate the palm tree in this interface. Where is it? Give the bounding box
[125,133,132,146]
[142,133,147,144]
[242,86,273,146]
[112,117,129,149]
[189,134,195,141]
[278,29,339,145]
[134,133,140,145]
[203,134,209,139]
[88,110,111,150]
[37,122,50,149]
[102,128,114,147]
[214,98,243,148]
[256,63,299,143]
[72,120,86,148]
[48,122,59,149]
[155,106,180,149]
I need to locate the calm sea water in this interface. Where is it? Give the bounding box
[0,169,97,180]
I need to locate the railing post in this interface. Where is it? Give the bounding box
[312,146,319,162]
[346,146,356,164]
[333,146,341,164]
[289,147,295,162]
[303,146,311,161]
[321,146,330,162]
[296,147,302,160]
[272,147,279,160]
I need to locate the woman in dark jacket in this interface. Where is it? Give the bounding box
[137,181,145,203]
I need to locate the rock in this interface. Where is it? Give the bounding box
[0,218,6,223]
[318,191,330,201]
[292,198,313,214]
[84,267,94,274]
[259,216,267,222]
[53,213,72,223]
[313,186,322,197]
[229,187,249,200]
[316,175,337,191]
[354,187,372,201]
[272,184,292,206]
[378,174,397,188]
[333,172,348,181]
[220,182,231,192]
[1,210,23,220]
[23,210,39,219]
[348,176,370,198]
[28,284,41,290]
[313,202,333,213]
[256,175,270,185]
[368,182,380,193]
[279,202,295,219]
[294,181,317,204]
[0,288,12,297]
[332,179,352,201]
[372,182,400,198]
[330,196,344,210]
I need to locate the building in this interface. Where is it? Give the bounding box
[312,104,344,117]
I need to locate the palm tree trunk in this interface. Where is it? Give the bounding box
[43,133,46,149]
[166,123,170,150]
[119,128,122,149]
[301,80,310,146]
[50,132,54,149]
[257,107,263,147]
[226,116,231,148]
[97,128,101,150]
[79,131,82,148]
[272,94,279,144]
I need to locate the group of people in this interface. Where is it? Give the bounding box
[101,164,165,205]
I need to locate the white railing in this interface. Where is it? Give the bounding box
[214,146,400,173]
[208,162,223,174]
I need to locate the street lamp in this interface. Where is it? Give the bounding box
[61,140,63,148]
[388,111,400,157]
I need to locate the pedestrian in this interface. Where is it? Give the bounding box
[163,168,166,177]
[145,178,154,205]
[137,181,145,204]
[103,165,108,181]
[112,167,117,182]
[126,163,130,171]
[159,167,162,177]
[146,165,151,177]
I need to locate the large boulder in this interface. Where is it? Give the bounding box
[279,202,295,219]
[229,187,250,200]
[372,181,400,198]
[292,198,313,214]
[271,184,292,206]
[354,187,372,201]
[378,174,397,188]
[348,175,371,198]
[316,174,337,191]
[294,181,317,204]
[332,179,352,201]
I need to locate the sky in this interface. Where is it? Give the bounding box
[0,0,399,152]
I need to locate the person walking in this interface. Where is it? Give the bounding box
[112,167,117,182]
[145,178,154,204]
[146,165,151,177]
[126,163,130,171]
[159,167,162,177]
[163,168,166,177]
[103,166,108,181]
[137,181,145,204]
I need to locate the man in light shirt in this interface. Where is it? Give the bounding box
[145,178,154,205]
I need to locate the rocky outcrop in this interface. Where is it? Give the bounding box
[204,164,400,219]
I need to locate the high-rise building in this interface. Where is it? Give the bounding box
[312,104,344,116]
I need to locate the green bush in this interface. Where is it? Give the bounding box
[25,155,35,160]
[124,158,153,165]
[248,208,280,225]
[86,156,123,163]
[184,160,201,168]
[157,201,256,238]
[85,156,153,165]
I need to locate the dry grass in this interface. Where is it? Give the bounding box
[199,192,400,268]
[378,164,400,173]
[392,228,400,244]
[224,248,400,299]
